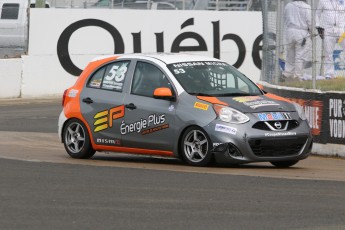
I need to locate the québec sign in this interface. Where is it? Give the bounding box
[56,16,263,76]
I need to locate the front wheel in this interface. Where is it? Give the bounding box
[180,126,213,166]
[270,160,299,168]
[63,119,95,159]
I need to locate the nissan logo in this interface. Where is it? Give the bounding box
[274,121,282,129]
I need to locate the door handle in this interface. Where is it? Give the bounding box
[125,103,137,110]
[82,97,93,104]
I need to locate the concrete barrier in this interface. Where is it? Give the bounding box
[0,58,22,98]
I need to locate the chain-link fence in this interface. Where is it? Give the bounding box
[42,0,248,10]
[261,0,345,89]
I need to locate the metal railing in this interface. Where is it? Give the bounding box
[49,0,249,11]
[207,0,248,11]
[0,0,251,59]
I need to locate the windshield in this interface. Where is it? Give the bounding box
[167,61,263,97]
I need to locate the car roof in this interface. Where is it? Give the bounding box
[92,53,222,65]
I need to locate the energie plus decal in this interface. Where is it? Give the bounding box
[121,114,166,135]
[94,105,125,132]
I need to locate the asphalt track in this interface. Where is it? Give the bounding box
[1,98,345,229]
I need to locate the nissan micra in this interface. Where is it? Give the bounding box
[58,53,313,167]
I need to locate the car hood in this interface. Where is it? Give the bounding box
[197,94,295,113]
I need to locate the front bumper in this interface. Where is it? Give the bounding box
[205,119,313,164]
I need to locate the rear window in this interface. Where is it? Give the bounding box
[87,61,130,92]
[1,3,19,20]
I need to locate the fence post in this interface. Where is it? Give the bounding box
[261,0,268,82]
[311,0,316,89]
[274,0,283,84]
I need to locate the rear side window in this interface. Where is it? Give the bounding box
[1,3,19,19]
[87,61,130,92]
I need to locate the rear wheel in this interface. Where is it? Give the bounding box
[63,119,95,159]
[180,126,213,166]
[270,160,299,168]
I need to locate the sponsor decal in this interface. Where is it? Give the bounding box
[94,105,125,132]
[288,98,323,136]
[120,114,166,135]
[68,89,79,98]
[233,96,261,103]
[233,96,280,109]
[168,105,175,112]
[329,98,345,139]
[257,112,292,121]
[89,80,101,88]
[194,102,209,111]
[102,62,128,91]
[141,124,169,135]
[264,132,297,137]
[243,100,280,109]
[215,124,237,135]
[96,138,121,145]
[171,62,228,74]
[213,143,222,147]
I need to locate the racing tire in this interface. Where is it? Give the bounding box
[270,160,299,168]
[180,126,213,167]
[63,119,95,159]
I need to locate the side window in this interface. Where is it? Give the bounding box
[88,68,105,89]
[1,4,19,19]
[87,61,130,92]
[131,62,172,97]
[225,73,235,88]
[237,78,250,93]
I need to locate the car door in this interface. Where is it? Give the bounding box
[80,60,133,147]
[121,60,177,151]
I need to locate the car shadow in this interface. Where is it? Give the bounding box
[90,153,302,169]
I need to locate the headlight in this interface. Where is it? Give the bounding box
[213,105,249,124]
[293,102,306,120]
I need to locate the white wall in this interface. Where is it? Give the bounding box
[22,9,262,97]
[0,59,22,98]
[21,55,79,97]
[1,9,262,98]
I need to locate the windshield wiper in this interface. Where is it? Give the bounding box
[214,93,260,97]
[188,92,214,96]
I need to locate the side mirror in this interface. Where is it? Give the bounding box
[153,87,175,101]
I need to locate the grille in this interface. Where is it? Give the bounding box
[252,120,299,131]
[249,136,308,157]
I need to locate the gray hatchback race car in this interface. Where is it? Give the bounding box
[58,53,313,167]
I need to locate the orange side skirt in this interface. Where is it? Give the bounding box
[93,145,174,157]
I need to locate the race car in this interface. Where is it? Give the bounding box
[58,53,313,167]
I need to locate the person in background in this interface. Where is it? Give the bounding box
[283,0,312,81]
[316,0,345,79]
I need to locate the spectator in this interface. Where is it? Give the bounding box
[283,0,312,81]
[316,0,345,79]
